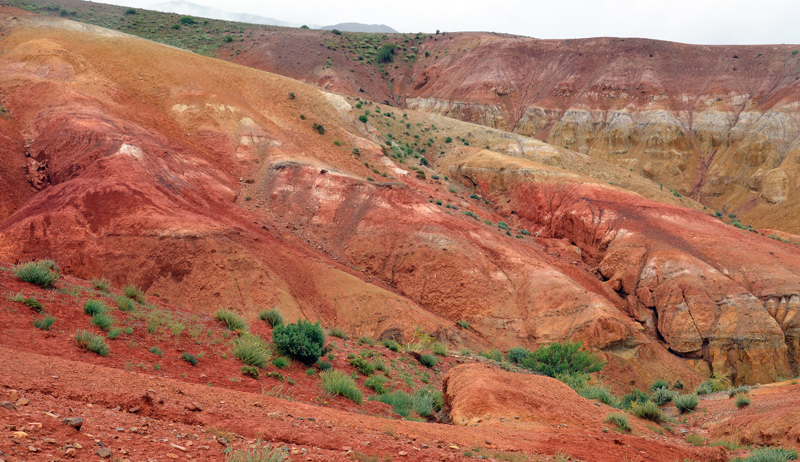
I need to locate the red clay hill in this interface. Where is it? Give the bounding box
[1,5,800,462]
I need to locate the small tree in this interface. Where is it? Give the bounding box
[272,319,325,365]
[179,16,196,25]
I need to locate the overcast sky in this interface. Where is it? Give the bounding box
[100,0,800,45]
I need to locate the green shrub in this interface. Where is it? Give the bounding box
[557,372,590,390]
[107,328,123,339]
[696,374,731,394]
[14,260,60,288]
[479,349,502,362]
[272,357,290,369]
[92,312,114,331]
[123,285,146,303]
[33,314,56,331]
[74,330,109,356]
[22,297,43,312]
[729,385,752,398]
[412,389,441,417]
[328,327,348,339]
[431,342,447,356]
[695,381,714,395]
[359,114,368,123]
[419,354,438,368]
[738,448,797,462]
[365,375,388,393]
[123,327,133,334]
[84,299,108,316]
[214,309,248,331]
[686,434,706,446]
[604,413,631,433]
[376,43,396,63]
[224,445,287,462]
[521,341,604,378]
[630,400,663,422]
[373,389,442,418]
[649,380,669,392]
[241,366,260,379]
[179,15,195,25]
[92,278,111,291]
[232,334,270,368]
[273,319,326,365]
[349,355,375,376]
[497,221,510,231]
[620,389,650,409]
[506,347,532,364]
[381,338,400,351]
[149,346,162,356]
[579,386,618,407]
[258,309,283,327]
[321,370,362,404]
[358,336,376,346]
[181,352,198,366]
[673,394,699,413]
[456,320,469,329]
[115,296,135,312]
[735,394,751,408]
[317,361,333,371]
[650,387,676,405]
[374,390,413,417]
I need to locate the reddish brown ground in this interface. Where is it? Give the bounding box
[0,265,740,462]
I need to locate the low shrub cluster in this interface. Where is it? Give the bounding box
[74,330,109,356]
[273,319,325,365]
[321,370,362,404]
[214,309,248,331]
[14,260,60,288]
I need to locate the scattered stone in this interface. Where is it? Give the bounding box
[0,402,16,411]
[120,448,129,454]
[97,447,113,458]
[420,443,429,448]
[398,451,408,456]
[165,453,179,459]
[216,437,228,447]
[185,402,202,412]
[128,407,140,414]
[73,443,83,449]
[27,422,42,429]
[116,428,124,432]
[12,431,28,440]
[9,391,18,402]
[86,403,93,409]
[62,417,83,431]
[27,445,38,452]
[44,412,60,419]
[449,445,459,450]
[16,398,29,406]
[43,438,57,444]
[170,443,187,452]
[65,447,76,457]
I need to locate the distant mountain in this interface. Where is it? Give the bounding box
[321,23,398,33]
[148,1,310,28]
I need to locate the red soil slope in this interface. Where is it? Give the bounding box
[227,28,800,233]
